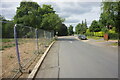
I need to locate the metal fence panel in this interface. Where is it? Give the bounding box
[2,24,54,78]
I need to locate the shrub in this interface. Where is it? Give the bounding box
[86,29,90,33]
[107,28,118,40]
[108,30,115,33]
[101,27,108,33]
[108,33,119,40]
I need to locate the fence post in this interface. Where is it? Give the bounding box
[44,31,46,39]
[50,32,52,40]
[14,24,22,73]
[35,28,39,53]
[52,30,54,38]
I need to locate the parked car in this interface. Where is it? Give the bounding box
[78,35,87,40]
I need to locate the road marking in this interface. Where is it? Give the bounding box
[69,41,73,43]
[82,40,89,42]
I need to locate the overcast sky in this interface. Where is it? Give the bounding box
[0,0,102,31]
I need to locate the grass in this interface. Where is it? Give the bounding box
[1,38,26,50]
[1,38,16,50]
[87,36,103,40]
[2,39,14,43]
[109,42,118,46]
[96,40,105,42]
[1,38,54,51]
[3,43,16,48]
[0,43,16,50]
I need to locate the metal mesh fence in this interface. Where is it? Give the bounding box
[0,21,2,79]
[2,24,54,78]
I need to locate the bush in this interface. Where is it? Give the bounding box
[108,33,119,40]
[108,30,115,33]
[101,27,108,33]
[107,28,118,40]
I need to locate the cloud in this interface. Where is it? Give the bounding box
[65,18,80,23]
[1,2,18,8]
[51,2,101,28]
[1,8,16,20]
[1,0,103,2]
[59,2,98,14]
[0,2,20,19]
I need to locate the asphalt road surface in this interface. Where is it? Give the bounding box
[35,36,118,78]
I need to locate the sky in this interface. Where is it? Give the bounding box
[0,0,103,31]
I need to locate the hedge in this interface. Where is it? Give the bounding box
[85,32,104,37]
[94,32,104,37]
[108,33,119,40]
[85,31,119,40]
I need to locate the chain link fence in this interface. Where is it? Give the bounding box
[0,21,2,79]
[2,24,54,78]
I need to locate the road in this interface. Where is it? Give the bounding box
[35,36,118,78]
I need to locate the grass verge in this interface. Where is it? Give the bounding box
[109,42,118,46]
[87,36,103,40]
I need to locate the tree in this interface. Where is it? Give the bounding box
[13,1,69,37]
[14,2,58,29]
[58,24,68,36]
[89,20,101,32]
[101,2,115,27]
[40,4,55,15]
[75,20,87,34]
[115,1,120,33]
[14,1,41,28]
[38,4,56,29]
[75,23,82,34]
[14,1,65,34]
[1,16,14,38]
[3,21,14,38]
[68,25,74,35]
[101,27,108,33]
[100,1,119,30]
[85,19,87,27]
[41,13,64,31]
[99,13,107,27]
[75,23,80,34]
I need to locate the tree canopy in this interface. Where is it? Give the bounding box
[58,24,68,36]
[68,25,74,35]
[75,20,87,34]
[89,20,101,32]
[13,1,67,36]
[14,1,40,28]
[1,1,69,38]
[99,1,119,30]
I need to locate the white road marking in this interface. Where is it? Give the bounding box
[69,41,73,43]
[81,40,89,42]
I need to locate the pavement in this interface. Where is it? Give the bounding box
[35,41,60,78]
[35,36,118,78]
